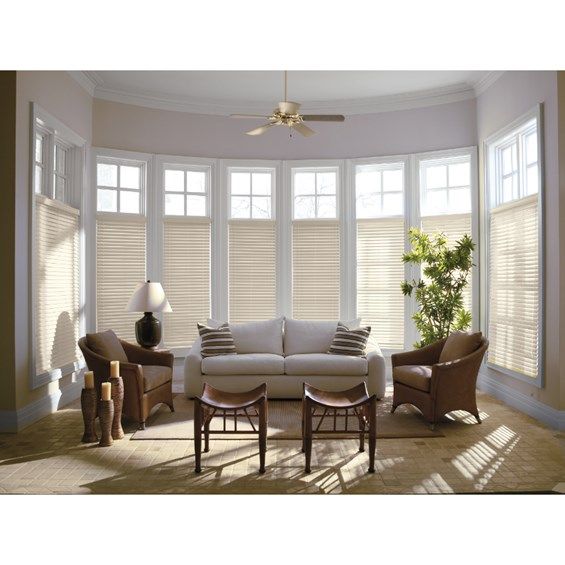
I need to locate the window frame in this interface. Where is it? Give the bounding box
[227,166,276,221]
[291,165,340,220]
[162,163,211,218]
[483,104,545,387]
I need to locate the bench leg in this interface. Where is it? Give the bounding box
[368,398,376,473]
[304,399,313,473]
[258,400,267,474]
[194,400,202,473]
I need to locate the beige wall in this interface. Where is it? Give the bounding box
[14,71,92,411]
[558,71,565,411]
[0,72,17,412]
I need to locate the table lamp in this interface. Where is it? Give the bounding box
[126,281,172,348]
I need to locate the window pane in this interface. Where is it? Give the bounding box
[251,196,271,219]
[35,135,43,163]
[502,176,514,203]
[526,165,539,195]
[231,196,251,218]
[502,145,515,175]
[120,190,140,214]
[55,146,66,174]
[317,195,337,218]
[356,194,380,218]
[231,172,251,195]
[294,172,315,195]
[165,193,184,215]
[448,187,471,213]
[382,192,403,215]
[34,165,43,194]
[120,165,140,189]
[448,162,470,187]
[187,195,206,216]
[525,133,538,165]
[356,170,380,197]
[424,189,448,215]
[426,165,447,189]
[382,169,402,191]
[97,163,118,187]
[294,196,316,219]
[97,189,117,212]
[187,171,206,193]
[317,172,336,195]
[55,176,65,202]
[251,173,271,195]
[165,169,184,192]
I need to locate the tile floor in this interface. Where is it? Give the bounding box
[1,377,563,494]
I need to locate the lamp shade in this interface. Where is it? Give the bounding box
[126,281,172,313]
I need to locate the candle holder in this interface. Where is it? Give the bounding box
[110,375,125,440]
[98,399,114,447]
[80,388,98,443]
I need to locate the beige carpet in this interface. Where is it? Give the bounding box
[131,394,444,440]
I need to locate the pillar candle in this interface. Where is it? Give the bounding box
[84,371,94,389]
[101,382,111,401]
[110,360,120,378]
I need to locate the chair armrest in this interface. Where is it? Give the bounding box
[184,338,203,398]
[119,362,145,420]
[366,349,386,400]
[120,340,174,368]
[391,338,447,368]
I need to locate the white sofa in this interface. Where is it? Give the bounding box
[184,318,386,399]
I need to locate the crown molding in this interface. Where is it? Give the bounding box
[67,71,104,97]
[473,71,505,96]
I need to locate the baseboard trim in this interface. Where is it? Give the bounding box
[477,370,564,431]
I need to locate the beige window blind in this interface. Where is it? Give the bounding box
[163,218,210,347]
[488,194,539,378]
[34,195,81,376]
[96,216,146,342]
[421,213,473,314]
[292,220,340,320]
[357,218,405,349]
[229,220,276,323]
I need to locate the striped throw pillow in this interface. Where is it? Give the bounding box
[197,322,237,357]
[328,322,371,356]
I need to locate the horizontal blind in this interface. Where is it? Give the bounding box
[292,221,340,320]
[163,218,210,347]
[229,220,276,323]
[357,218,405,349]
[488,195,539,378]
[35,196,81,376]
[96,216,146,341]
[421,213,473,314]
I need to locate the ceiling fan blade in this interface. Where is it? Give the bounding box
[230,114,271,119]
[301,114,345,122]
[292,122,316,137]
[246,123,275,136]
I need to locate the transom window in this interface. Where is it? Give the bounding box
[34,131,47,195]
[229,169,274,219]
[164,167,208,216]
[420,156,471,215]
[53,142,70,202]
[292,168,337,219]
[96,160,144,214]
[355,164,404,218]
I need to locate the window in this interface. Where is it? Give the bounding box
[34,131,47,195]
[355,161,406,349]
[228,168,276,322]
[485,108,543,383]
[162,162,211,347]
[292,167,340,319]
[96,160,144,214]
[53,142,70,202]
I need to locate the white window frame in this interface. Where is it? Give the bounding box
[227,166,276,220]
[291,165,340,220]
[482,105,544,387]
[30,103,86,389]
[162,163,211,218]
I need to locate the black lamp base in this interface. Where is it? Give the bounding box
[135,312,162,348]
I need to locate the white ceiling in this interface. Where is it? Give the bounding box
[77,70,499,115]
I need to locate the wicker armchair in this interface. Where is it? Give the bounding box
[78,331,175,429]
[391,335,489,430]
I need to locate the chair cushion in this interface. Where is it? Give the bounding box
[201,353,284,375]
[283,318,361,356]
[143,365,172,392]
[328,322,371,356]
[198,322,236,357]
[439,331,483,363]
[393,365,432,392]
[284,353,368,376]
[208,317,284,355]
[85,330,128,363]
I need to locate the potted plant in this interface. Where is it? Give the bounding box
[401,227,475,348]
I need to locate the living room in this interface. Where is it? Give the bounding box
[1,1,564,562]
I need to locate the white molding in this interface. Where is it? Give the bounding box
[477,369,564,431]
[67,71,100,97]
[473,71,505,96]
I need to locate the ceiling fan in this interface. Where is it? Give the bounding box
[230,71,345,137]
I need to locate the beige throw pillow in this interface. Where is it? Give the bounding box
[439,331,483,363]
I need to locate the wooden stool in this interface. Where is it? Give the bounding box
[302,382,376,474]
[194,382,268,474]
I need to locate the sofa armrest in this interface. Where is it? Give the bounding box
[367,348,386,400]
[120,339,174,368]
[184,337,203,398]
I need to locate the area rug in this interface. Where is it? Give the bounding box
[131,394,444,440]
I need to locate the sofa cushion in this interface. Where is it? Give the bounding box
[284,353,368,376]
[86,330,128,363]
[283,318,361,356]
[143,365,172,392]
[198,322,236,357]
[439,331,483,363]
[202,353,284,375]
[208,317,284,355]
[393,365,432,392]
[328,322,371,356]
